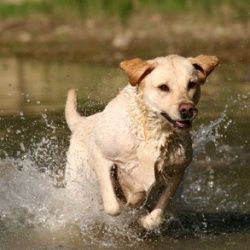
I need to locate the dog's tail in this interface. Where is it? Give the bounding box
[65,89,82,132]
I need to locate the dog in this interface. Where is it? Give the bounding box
[65,54,219,230]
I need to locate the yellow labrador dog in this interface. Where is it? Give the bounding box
[65,54,219,230]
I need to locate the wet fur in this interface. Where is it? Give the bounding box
[65,54,219,230]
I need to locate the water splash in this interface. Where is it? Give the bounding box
[181,93,250,215]
[0,93,249,248]
[0,112,144,248]
[192,109,232,157]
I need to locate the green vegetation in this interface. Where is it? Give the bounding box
[0,0,249,20]
[0,1,51,18]
[0,0,248,62]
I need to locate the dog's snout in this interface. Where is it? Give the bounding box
[179,103,194,120]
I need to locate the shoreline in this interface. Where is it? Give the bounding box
[0,13,249,64]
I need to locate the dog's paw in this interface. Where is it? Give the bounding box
[140,209,163,230]
[104,201,121,216]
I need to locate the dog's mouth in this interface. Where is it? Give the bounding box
[161,111,197,129]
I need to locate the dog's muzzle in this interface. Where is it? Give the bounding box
[161,108,198,129]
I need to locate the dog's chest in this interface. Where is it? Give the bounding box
[141,131,192,176]
[119,131,193,194]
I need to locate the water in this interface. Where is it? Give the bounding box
[0,57,249,249]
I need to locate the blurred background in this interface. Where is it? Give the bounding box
[0,1,250,249]
[0,0,249,115]
[0,0,249,63]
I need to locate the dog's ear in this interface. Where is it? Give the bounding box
[120,58,155,86]
[189,55,219,83]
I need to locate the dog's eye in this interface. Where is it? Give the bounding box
[158,84,170,92]
[188,81,197,89]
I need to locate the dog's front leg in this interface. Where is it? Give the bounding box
[93,151,121,216]
[140,173,184,230]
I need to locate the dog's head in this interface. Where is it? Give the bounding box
[120,55,219,130]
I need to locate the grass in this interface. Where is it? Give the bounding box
[0,1,51,18]
[0,0,249,20]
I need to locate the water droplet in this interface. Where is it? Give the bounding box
[208,181,214,188]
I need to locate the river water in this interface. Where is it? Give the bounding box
[0,57,249,250]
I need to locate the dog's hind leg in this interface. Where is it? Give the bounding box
[64,141,90,195]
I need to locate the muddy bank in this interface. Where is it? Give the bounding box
[0,13,249,64]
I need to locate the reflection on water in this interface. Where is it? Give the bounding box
[0,57,124,115]
[0,57,250,249]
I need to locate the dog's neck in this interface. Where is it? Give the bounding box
[123,85,190,142]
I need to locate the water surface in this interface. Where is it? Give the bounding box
[0,57,249,249]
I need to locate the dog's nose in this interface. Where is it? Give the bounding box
[179,102,194,120]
